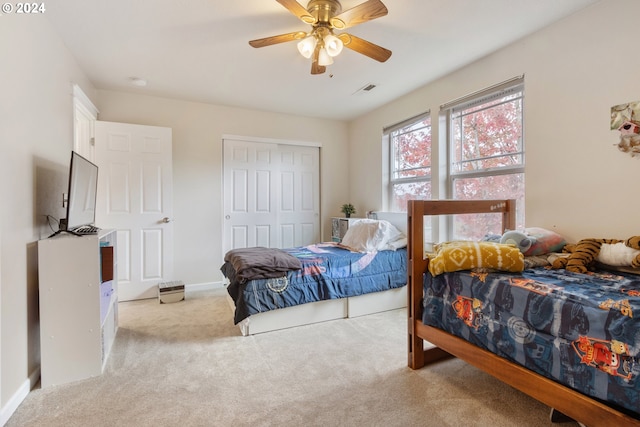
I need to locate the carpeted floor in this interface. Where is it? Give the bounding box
[7,289,579,426]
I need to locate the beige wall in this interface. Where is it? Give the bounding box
[95,91,349,285]
[0,15,95,419]
[349,0,638,243]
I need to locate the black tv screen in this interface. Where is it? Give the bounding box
[65,151,98,231]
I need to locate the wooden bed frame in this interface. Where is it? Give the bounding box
[406,199,640,427]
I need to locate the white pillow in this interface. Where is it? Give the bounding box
[340,219,406,252]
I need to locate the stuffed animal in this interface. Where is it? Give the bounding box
[500,230,534,254]
[617,133,640,157]
[616,120,640,157]
[551,237,640,273]
[496,227,566,256]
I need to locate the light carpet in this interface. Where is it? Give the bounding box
[7,289,578,427]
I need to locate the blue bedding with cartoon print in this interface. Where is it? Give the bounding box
[423,267,640,416]
[223,243,407,324]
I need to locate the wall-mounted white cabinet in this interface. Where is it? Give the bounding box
[37,230,118,387]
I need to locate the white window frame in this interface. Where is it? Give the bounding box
[441,76,525,238]
[384,111,431,212]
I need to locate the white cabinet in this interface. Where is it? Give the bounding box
[37,230,118,387]
[331,217,364,242]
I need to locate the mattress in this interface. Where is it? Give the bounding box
[223,243,407,324]
[422,267,640,416]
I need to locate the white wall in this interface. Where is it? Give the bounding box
[350,0,639,243]
[95,91,349,286]
[0,14,95,422]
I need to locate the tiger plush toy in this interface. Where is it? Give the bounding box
[551,237,640,273]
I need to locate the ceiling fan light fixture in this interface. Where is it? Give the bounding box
[297,35,317,59]
[248,0,391,75]
[323,33,343,57]
[318,48,333,66]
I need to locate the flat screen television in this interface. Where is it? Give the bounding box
[54,151,99,235]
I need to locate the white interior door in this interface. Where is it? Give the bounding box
[72,84,98,161]
[223,137,320,254]
[94,121,173,301]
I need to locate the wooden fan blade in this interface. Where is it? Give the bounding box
[311,44,326,75]
[330,0,388,30]
[337,33,391,62]
[276,0,316,24]
[249,31,307,48]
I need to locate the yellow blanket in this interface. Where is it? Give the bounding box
[427,241,525,276]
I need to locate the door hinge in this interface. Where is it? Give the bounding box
[90,137,95,146]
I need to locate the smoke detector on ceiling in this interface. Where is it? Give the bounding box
[129,77,147,87]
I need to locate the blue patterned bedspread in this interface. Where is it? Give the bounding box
[223,243,407,324]
[423,267,640,416]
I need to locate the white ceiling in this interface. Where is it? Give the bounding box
[46,0,599,121]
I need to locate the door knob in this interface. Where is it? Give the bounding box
[162,217,172,223]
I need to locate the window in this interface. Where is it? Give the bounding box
[386,112,431,212]
[383,77,524,241]
[444,77,525,239]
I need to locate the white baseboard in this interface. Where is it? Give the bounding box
[185,281,224,294]
[0,367,40,426]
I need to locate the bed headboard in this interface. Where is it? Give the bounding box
[406,198,516,271]
[406,199,516,368]
[371,211,407,235]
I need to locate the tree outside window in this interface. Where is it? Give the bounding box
[388,114,431,212]
[385,78,524,241]
[448,81,525,239]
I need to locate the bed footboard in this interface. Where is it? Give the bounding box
[406,199,515,369]
[419,324,639,425]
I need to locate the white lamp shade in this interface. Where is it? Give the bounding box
[318,48,333,66]
[323,34,343,57]
[297,36,317,59]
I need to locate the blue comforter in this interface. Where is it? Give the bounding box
[223,243,407,324]
[423,267,640,416]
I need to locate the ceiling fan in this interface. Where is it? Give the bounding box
[249,0,392,75]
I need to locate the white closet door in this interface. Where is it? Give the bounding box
[277,145,319,248]
[222,137,320,254]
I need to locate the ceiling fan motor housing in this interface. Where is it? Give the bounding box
[307,0,342,24]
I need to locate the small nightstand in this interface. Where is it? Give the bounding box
[331,217,364,242]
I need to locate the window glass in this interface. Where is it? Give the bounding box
[451,173,524,240]
[384,78,524,242]
[447,81,525,238]
[391,181,432,212]
[388,115,431,211]
[451,92,524,175]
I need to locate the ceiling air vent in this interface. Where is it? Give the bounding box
[353,83,377,95]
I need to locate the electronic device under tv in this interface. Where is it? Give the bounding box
[50,151,99,237]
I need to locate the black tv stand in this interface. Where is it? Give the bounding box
[48,218,80,238]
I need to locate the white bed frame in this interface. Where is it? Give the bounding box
[226,212,408,336]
